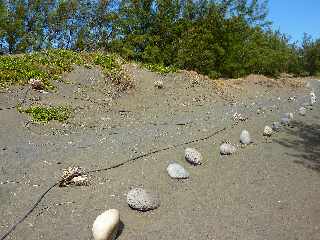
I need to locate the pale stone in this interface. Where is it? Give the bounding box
[280,117,290,125]
[272,122,281,132]
[240,130,251,145]
[167,163,189,179]
[310,92,316,105]
[127,188,160,211]
[154,80,164,89]
[185,148,202,165]
[92,209,120,240]
[284,112,294,120]
[263,126,273,136]
[298,107,306,116]
[220,143,237,155]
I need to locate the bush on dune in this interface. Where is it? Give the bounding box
[0,0,319,81]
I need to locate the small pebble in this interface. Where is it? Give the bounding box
[154,80,164,89]
[29,78,44,90]
[220,143,237,155]
[185,148,202,165]
[167,163,189,179]
[284,112,294,120]
[92,209,120,240]
[298,107,306,116]
[288,96,295,101]
[280,117,290,126]
[233,112,246,121]
[310,92,316,105]
[263,126,273,136]
[240,130,251,145]
[127,188,160,211]
[272,122,281,132]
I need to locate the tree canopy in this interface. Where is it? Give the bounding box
[0,0,319,77]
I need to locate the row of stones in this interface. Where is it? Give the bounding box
[92,91,317,240]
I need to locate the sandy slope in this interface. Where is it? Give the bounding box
[0,66,320,240]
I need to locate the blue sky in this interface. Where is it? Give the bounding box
[268,0,320,43]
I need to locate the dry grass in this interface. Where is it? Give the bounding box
[242,74,306,88]
[179,71,307,101]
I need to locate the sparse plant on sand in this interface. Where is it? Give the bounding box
[18,105,72,123]
[144,63,177,74]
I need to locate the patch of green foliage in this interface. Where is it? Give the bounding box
[0,55,50,89]
[85,52,133,90]
[92,52,120,72]
[18,105,72,123]
[0,49,133,90]
[29,49,84,78]
[144,63,177,74]
[0,49,84,89]
[302,34,320,76]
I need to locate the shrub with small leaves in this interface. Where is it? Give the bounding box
[0,49,84,90]
[18,105,72,123]
[0,55,49,89]
[0,50,133,91]
[144,63,177,74]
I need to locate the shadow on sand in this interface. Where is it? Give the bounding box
[274,120,320,172]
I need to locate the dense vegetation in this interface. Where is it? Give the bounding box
[0,0,319,79]
[0,49,132,89]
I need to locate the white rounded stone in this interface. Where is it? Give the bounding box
[154,80,164,89]
[127,188,160,211]
[185,148,202,165]
[272,122,281,132]
[298,107,306,116]
[240,130,251,145]
[280,117,290,125]
[167,163,189,179]
[310,92,316,105]
[220,143,237,155]
[92,209,120,240]
[284,112,294,120]
[263,126,273,137]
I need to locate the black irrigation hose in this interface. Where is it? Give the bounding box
[85,127,227,174]
[0,182,58,240]
[0,127,226,240]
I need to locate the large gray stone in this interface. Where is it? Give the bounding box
[185,148,202,165]
[127,188,160,211]
[167,163,189,179]
[298,107,306,116]
[284,112,294,120]
[220,143,237,155]
[310,92,316,105]
[280,117,290,126]
[263,126,273,136]
[272,122,281,132]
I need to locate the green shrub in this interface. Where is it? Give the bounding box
[0,55,50,89]
[0,49,84,89]
[92,52,120,71]
[29,49,84,77]
[0,50,133,90]
[87,52,133,90]
[302,35,320,76]
[18,105,72,123]
[144,63,177,74]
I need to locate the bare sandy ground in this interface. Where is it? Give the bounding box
[1,66,320,240]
